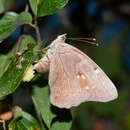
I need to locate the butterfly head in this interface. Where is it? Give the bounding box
[57,34,67,42]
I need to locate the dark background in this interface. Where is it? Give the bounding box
[1,0,130,130]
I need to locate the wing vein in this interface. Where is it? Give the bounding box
[58,53,70,78]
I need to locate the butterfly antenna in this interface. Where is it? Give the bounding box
[68,37,99,46]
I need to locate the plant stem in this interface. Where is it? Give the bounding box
[14,3,29,55]
[34,18,41,43]
[14,35,25,55]
[25,3,29,12]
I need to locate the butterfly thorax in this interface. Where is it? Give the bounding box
[45,34,66,59]
[34,34,67,73]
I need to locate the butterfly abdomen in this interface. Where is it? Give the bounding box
[34,57,50,73]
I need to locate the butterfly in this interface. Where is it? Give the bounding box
[34,34,118,109]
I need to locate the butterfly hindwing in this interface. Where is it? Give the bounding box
[49,43,118,108]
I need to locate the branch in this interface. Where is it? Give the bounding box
[14,3,29,55]
[14,35,25,55]
[34,18,41,43]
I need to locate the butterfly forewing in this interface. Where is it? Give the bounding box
[49,43,118,108]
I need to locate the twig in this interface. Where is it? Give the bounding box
[0,120,6,130]
[25,3,29,12]
[14,35,25,55]
[14,3,29,55]
[29,23,36,29]
[29,23,41,43]
[35,45,50,53]
[34,18,41,43]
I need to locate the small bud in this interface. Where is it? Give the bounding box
[22,65,35,82]
[0,110,13,121]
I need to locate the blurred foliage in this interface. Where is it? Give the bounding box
[0,0,4,14]
[29,0,69,17]
[0,42,35,98]
[0,12,32,40]
[0,0,130,130]
[9,111,41,130]
[32,85,72,130]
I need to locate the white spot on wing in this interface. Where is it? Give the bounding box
[85,86,89,90]
[81,74,86,79]
[77,75,80,79]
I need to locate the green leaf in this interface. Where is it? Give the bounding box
[32,85,72,130]
[37,0,69,17]
[9,111,41,130]
[0,11,32,40]
[0,35,35,78]
[18,35,36,51]
[29,0,38,16]
[16,12,32,25]
[0,42,35,98]
[32,86,56,129]
[0,0,4,14]
[51,119,72,130]
[0,43,17,78]
[0,55,11,78]
[29,0,69,17]
[50,106,72,130]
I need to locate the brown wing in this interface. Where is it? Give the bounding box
[49,43,118,108]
